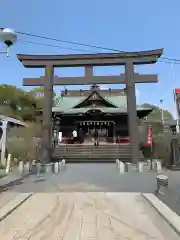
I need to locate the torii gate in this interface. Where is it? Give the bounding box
[17,49,163,165]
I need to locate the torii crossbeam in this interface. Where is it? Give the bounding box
[17,49,163,165]
[23,73,158,86]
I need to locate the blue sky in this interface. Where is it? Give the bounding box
[1,0,180,117]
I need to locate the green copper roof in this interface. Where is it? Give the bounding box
[53,94,151,114]
[55,95,127,110]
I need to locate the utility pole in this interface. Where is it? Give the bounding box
[160,99,164,125]
[0,120,8,166]
[0,28,17,165]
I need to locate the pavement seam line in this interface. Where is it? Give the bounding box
[0,193,33,223]
[141,193,180,237]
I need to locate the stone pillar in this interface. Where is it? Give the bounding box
[36,162,41,176]
[119,161,125,174]
[58,161,62,170]
[54,162,59,174]
[125,61,139,164]
[5,154,11,174]
[156,161,162,173]
[18,161,24,175]
[152,160,157,169]
[125,162,132,172]
[147,159,153,170]
[24,161,30,172]
[41,163,53,173]
[62,159,66,165]
[137,162,144,172]
[41,65,54,164]
[116,159,120,168]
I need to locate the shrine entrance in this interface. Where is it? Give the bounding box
[78,121,115,144]
[17,49,163,164]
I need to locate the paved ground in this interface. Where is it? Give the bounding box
[2,163,179,194]
[0,192,179,239]
[1,163,180,215]
[0,163,180,239]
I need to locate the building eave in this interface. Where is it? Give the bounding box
[52,107,153,117]
[0,114,28,127]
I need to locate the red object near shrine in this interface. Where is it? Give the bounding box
[147,125,152,146]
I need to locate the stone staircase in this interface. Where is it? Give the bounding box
[52,144,132,162]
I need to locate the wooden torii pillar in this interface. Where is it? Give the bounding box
[17,49,163,164]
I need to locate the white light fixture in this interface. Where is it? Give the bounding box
[0,28,17,56]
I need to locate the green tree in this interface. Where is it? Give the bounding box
[141,103,173,121]
[7,122,42,163]
[30,87,56,109]
[0,84,37,121]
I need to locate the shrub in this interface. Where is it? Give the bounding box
[0,162,6,169]
[7,122,42,163]
[152,133,172,166]
[140,131,172,167]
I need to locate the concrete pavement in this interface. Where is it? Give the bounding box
[0,163,180,239]
[0,192,179,239]
[143,193,180,236]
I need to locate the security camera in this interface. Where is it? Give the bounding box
[0,28,17,47]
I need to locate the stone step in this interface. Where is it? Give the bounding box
[58,144,130,147]
[56,147,131,151]
[54,146,131,151]
[54,149,130,153]
[61,146,131,147]
[54,153,131,157]
[53,144,133,162]
[53,156,132,160]
[53,151,130,155]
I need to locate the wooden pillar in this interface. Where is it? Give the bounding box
[125,61,140,164]
[41,65,54,164]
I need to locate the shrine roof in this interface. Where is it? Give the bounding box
[52,106,152,115]
[53,94,152,114]
[54,94,127,111]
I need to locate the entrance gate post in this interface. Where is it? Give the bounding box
[125,61,139,164]
[41,65,54,163]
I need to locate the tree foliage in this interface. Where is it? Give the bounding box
[0,84,37,121]
[30,87,56,109]
[0,85,58,121]
[141,103,173,121]
[7,123,42,163]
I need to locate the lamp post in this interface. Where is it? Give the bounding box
[0,120,8,166]
[0,28,17,56]
[0,28,17,165]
